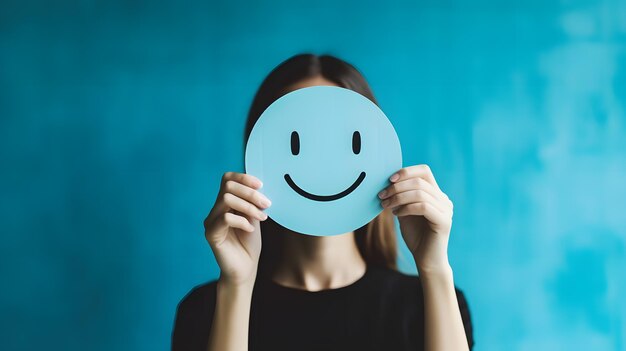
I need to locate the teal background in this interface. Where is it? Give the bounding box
[1,0,625,350]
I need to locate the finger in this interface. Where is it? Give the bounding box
[223,180,271,209]
[223,192,268,221]
[221,171,263,190]
[381,189,444,213]
[222,212,255,232]
[392,202,445,225]
[389,164,439,189]
[378,177,446,202]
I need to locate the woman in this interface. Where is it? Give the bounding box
[172,54,474,351]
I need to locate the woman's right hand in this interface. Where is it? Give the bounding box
[203,172,271,287]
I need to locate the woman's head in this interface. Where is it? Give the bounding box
[244,54,398,274]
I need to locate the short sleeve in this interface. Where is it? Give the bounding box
[171,282,217,351]
[454,288,474,350]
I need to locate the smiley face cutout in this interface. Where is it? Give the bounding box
[245,86,402,236]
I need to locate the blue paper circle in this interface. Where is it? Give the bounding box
[245,86,402,236]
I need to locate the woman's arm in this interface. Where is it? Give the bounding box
[203,172,271,351]
[380,164,469,351]
[206,280,255,351]
[419,266,469,351]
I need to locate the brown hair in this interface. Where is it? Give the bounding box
[244,54,397,276]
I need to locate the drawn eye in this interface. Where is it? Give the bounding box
[352,131,361,154]
[291,131,300,155]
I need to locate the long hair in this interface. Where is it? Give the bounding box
[244,54,397,276]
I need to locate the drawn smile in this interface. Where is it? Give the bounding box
[283,172,366,202]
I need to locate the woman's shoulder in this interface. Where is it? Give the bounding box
[172,281,219,350]
[366,265,422,292]
[176,280,217,328]
[366,266,470,302]
[368,266,474,348]
[175,280,219,315]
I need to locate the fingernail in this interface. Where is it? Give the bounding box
[381,199,389,207]
[261,198,271,208]
[378,190,387,199]
[260,212,268,220]
[390,173,399,182]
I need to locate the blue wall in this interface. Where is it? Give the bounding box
[1,0,625,350]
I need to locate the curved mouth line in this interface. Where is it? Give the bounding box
[284,172,366,202]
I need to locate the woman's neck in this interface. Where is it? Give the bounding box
[271,231,367,292]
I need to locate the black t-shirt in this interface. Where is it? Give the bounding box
[172,266,474,351]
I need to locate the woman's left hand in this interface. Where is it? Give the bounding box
[379,164,454,274]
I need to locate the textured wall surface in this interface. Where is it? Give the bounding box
[1,1,625,350]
